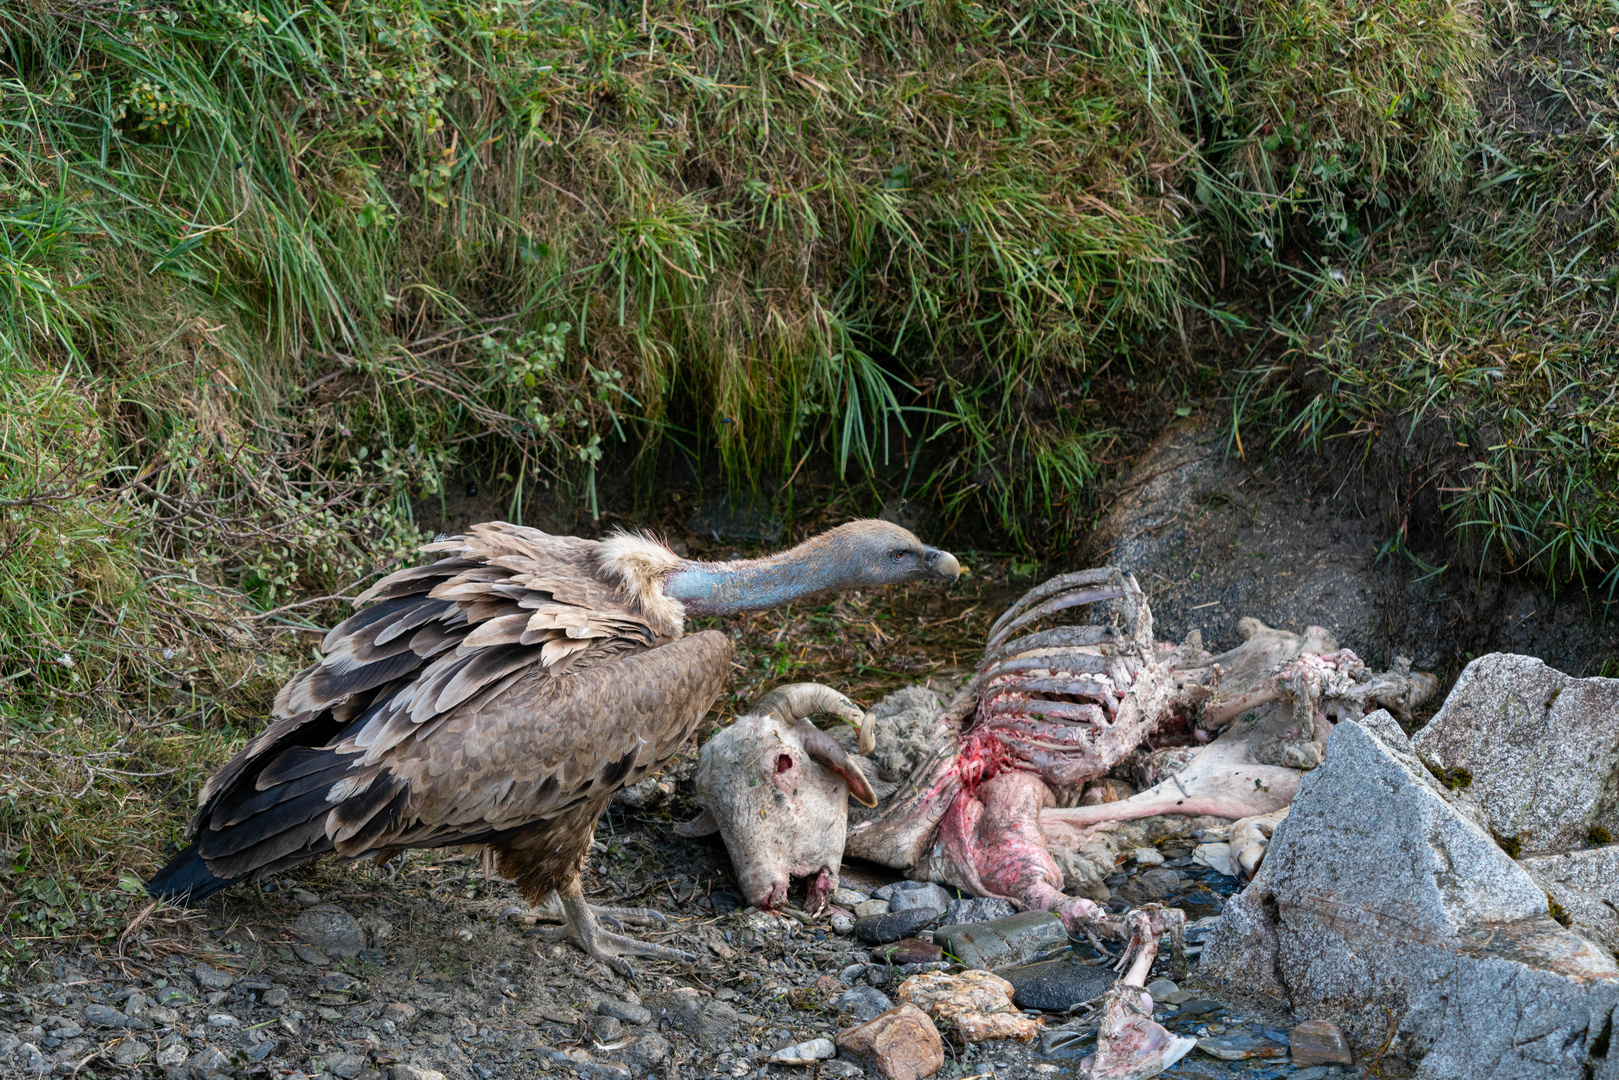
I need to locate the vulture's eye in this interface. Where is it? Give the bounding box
[775,754,794,773]
[891,549,910,563]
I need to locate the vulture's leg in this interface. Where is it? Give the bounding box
[528,891,669,930]
[527,877,693,979]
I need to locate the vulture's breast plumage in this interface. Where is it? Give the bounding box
[160,522,731,900]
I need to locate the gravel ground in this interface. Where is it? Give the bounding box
[0,800,1379,1080]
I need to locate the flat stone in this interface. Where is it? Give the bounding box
[932,910,1067,970]
[1413,654,1619,852]
[153,986,192,1006]
[317,971,360,992]
[247,1040,277,1063]
[50,1023,83,1038]
[1144,979,1178,999]
[877,881,953,914]
[1290,1019,1353,1066]
[191,965,235,990]
[855,900,892,917]
[205,1014,238,1028]
[1000,958,1116,1011]
[1173,999,1222,1019]
[765,1037,836,1064]
[645,989,737,1047]
[942,897,1017,925]
[613,1031,670,1070]
[293,943,332,966]
[393,1066,446,1080]
[1203,714,1619,1080]
[834,1002,944,1080]
[1197,1032,1288,1060]
[155,1042,188,1067]
[113,1039,152,1065]
[295,906,367,958]
[84,1004,129,1028]
[833,887,870,907]
[327,1051,369,1078]
[838,986,895,1022]
[874,939,943,966]
[262,988,289,1007]
[854,907,939,944]
[596,998,651,1026]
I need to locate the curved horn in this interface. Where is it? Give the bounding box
[752,683,864,725]
[794,720,879,807]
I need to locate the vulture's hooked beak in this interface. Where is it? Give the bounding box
[924,546,962,582]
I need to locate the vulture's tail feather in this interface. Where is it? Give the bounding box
[146,844,234,904]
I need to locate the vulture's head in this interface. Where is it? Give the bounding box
[806,520,962,587]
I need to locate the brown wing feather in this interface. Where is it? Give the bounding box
[186,523,720,893]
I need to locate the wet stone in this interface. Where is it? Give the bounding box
[1001,958,1116,1011]
[1290,1019,1353,1066]
[943,897,1017,925]
[295,905,367,958]
[933,911,1067,970]
[839,986,895,1022]
[875,938,943,966]
[1173,998,1222,1019]
[1196,1032,1288,1060]
[876,881,952,914]
[855,907,939,944]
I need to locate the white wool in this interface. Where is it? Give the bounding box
[596,529,685,634]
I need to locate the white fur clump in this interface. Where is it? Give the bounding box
[596,530,685,634]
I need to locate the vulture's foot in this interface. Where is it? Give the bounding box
[526,879,693,979]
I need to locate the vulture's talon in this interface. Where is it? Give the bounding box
[534,879,692,977]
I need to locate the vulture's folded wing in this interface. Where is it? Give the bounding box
[186,522,714,883]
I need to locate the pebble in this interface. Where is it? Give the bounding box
[1290,1019,1354,1066]
[207,1014,240,1027]
[838,986,895,1022]
[854,907,939,944]
[645,989,738,1047]
[393,1069,447,1080]
[933,910,1067,970]
[833,887,870,907]
[113,1038,152,1065]
[294,943,333,966]
[83,1004,129,1028]
[247,1040,278,1063]
[1196,1032,1289,1060]
[841,963,868,983]
[942,897,1018,925]
[764,1037,836,1064]
[192,964,236,990]
[190,1045,231,1076]
[1174,998,1222,1019]
[877,881,953,914]
[875,938,944,966]
[855,899,892,917]
[292,888,322,904]
[17,1044,47,1073]
[1001,958,1116,1011]
[263,987,289,1007]
[155,1042,189,1067]
[1134,867,1182,897]
[596,998,652,1026]
[153,985,192,1006]
[834,1002,945,1080]
[1291,1067,1348,1080]
[829,911,855,934]
[1144,978,1178,999]
[295,905,367,958]
[327,1051,370,1078]
[1131,847,1165,867]
[866,964,892,987]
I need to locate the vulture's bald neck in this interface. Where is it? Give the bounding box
[664,531,879,614]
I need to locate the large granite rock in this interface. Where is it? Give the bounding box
[1412,653,1619,853]
[1521,847,1619,957]
[1201,713,1619,1080]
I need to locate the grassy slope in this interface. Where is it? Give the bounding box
[0,0,1612,967]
